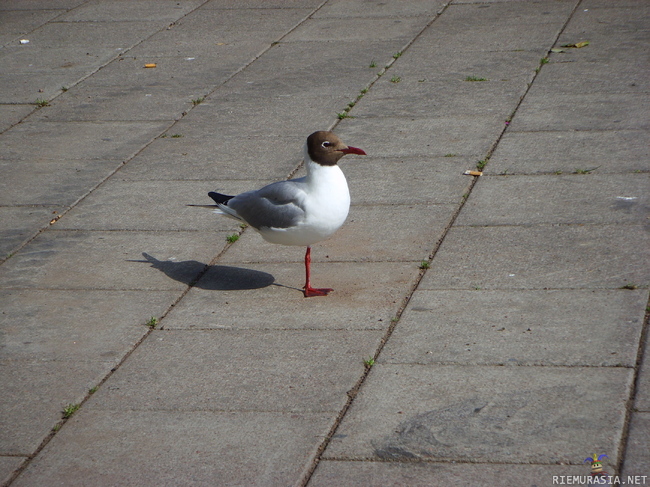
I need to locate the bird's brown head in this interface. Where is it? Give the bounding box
[306,131,366,166]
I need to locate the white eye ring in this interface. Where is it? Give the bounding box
[321,141,332,148]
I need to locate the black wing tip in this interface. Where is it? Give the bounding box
[208,191,234,205]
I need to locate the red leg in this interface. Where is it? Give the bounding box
[303,246,333,297]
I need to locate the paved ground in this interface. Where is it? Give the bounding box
[1,0,648,486]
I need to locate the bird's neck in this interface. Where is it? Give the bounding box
[305,157,345,182]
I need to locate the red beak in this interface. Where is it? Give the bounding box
[341,146,366,156]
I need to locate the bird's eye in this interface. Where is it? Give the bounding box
[321,141,332,148]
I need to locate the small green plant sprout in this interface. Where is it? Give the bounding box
[170,133,183,138]
[363,356,375,367]
[369,60,377,68]
[393,51,402,59]
[465,75,488,82]
[347,101,356,109]
[226,233,240,243]
[61,86,68,92]
[239,223,248,229]
[146,316,159,328]
[62,403,80,419]
[390,75,401,83]
[89,386,98,394]
[35,98,50,107]
[419,261,430,270]
[620,283,638,290]
[444,153,457,157]
[360,87,368,94]
[476,158,489,171]
[540,56,550,65]
[52,423,62,432]
[573,166,599,174]
[337,112,352,120]
[191,96,204,106]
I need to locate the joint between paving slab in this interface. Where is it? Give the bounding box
[616,293,650,474]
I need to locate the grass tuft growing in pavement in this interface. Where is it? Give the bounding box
[62,403,80,419]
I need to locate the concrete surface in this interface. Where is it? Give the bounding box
[0,0,648,486]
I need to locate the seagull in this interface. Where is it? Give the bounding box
[207,130,366,297]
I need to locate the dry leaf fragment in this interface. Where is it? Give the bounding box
[561,41,590,48]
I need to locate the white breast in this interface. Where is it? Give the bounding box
[257,161,350,247]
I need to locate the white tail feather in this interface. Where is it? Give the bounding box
[214,203,243,221]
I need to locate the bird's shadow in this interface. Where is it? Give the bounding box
[131,252,275,290]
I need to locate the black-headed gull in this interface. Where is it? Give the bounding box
[208,130,366,297]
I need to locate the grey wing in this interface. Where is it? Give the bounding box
[228,180,306,230]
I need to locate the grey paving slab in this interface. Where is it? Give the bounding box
[0,359,110,455]
[535,57,650,94]
[621,413,650,478]
[431,1,578,26]
[0,104,33,133]
[382,289,648,367]
[176,93,349,138]
[0,9,64,46]
[23,20,164,49]
[118,135,304,181]
[0,457,25,487]
[283,17,427,43]
[335,116,504,159]
[0,207,61,259]
[309,460,588,487]
[87,329,381,413]
[0,159,119,206]
[313,0,445,19]
[53,179,239,232]
[0,0,85,9]
[509,93,650,131]
[419,224,650,290]
[221,203,455,264]
[221,40,403,98]
[413,2,567,54]
[68,53,242,90]
[0,120,170,161]
[487,130,650,175]
[457,174,650,226]
[351,76,529,120]
[29,84,198,122]
[553,32,650,63]
[162,261,419,330]
[202,0,322,7]
[0,73,76,104]
[562,2,650,35]
[0,45,124,103]
[324,364,632,464]
[57,0,205,22]
[345,157,472,205]
[393,46,543,80]
[11,410,331,487]
[130,7,313,57]
[0,289,178,362]
[0,45,119,73]
[0,230,221,291]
